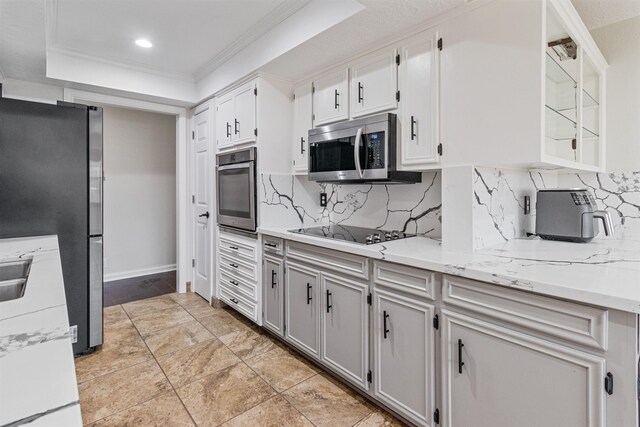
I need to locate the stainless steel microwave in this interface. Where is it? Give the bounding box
[308,113,421,184]
[216,147,257,232]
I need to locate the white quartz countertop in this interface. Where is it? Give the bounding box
[0,236,82,426]
[259,226,640,314]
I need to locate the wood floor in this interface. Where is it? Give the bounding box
[103,271,176,307]
[75,292,404,426]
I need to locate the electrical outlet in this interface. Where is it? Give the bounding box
[103,258,107,270]
[524,196,531,215]
[69,325,78,343]
[320,192,327,207]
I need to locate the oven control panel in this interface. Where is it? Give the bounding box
[365,132,385,169]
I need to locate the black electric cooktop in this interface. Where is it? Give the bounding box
[289,225,415,245]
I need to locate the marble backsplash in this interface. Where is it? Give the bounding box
[473,167,640,248]
[260,172,442,237]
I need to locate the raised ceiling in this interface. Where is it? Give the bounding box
[48,0,309,81]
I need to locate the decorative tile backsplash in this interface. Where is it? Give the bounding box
[472,167,640,247]
[260,172,442,237]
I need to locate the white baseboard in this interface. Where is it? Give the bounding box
[104,264,176,282]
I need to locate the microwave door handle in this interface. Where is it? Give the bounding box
[354,127,364,179]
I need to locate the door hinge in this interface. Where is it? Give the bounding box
[605,372,614,395]
[311,85,315,94]
[312,114,315,121]
[433,314,439,330]
[192,259,195,267]
[254,88,257,96]
[396,91,400,102]
[192,130,195,140]
[437,143,443,156]
[367,370,372,383]
[254,128,258,137]
[438,38,443,51]
[192,195,195,204]
[434,408,440,424]
[292,93,296,100]
[367,293,372,305]
[395,53,400,66]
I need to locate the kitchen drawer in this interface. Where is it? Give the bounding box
[442,275,608,350]
[286,241,369,280]
[263,236,284,256]
[220,252,258,283]
[220,270,258,302]
[220,234,257,262]
[220,286,259,323]
[373,260,437,300]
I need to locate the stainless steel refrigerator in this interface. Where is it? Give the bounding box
[0,95,103,355]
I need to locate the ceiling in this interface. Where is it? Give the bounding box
[1,0,639,104]
[48,0,309,81]
[571,0,640,30]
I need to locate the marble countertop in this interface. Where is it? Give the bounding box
[0,236,82,426]
[259,226,640,314]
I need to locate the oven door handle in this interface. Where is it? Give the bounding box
[353,127,364,179]
[217,162,253,171]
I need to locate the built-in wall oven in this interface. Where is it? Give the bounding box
[308,112,421,184]
[216,147,257,232]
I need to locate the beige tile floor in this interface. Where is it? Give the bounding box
[75,293,406,426]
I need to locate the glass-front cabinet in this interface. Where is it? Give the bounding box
[544,4,604,170]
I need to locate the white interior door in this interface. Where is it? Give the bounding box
[193,108,212,300]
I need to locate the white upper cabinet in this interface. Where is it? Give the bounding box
[440,0,606,172]
[233,82,257,144]
[398,29,440,170]
[292,83,313,174]
[351,48,398,118]
[312,68,349,126]
[216,95,234,149]
[215,80,257,149]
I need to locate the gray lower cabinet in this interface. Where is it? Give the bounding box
[441,309,606,427]
[373,287,435,427]
[285,261,320,359]
[263,254,283,336]
[321,272,369,390]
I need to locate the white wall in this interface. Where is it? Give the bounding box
[590,16,640,172]
[102,106,177,280]
[0,78,64,104]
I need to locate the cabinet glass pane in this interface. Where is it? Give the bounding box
[545,8,579,162]
[581,56,600,166]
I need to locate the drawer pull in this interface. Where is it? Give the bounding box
[229,263,239,268]
[230,280,239,286]
[271,270,277,288]
[383,310,390,339]
[458,339,465,374]
[230,298,239,304]
[265,243,277,248]
[306,283,312,304]
[326,289,332,313]
[229,246,239,250]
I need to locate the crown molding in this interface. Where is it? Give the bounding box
[193,0,312,81]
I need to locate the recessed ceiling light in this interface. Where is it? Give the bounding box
[135,39,152,48]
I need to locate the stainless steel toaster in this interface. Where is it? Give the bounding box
[535,189,613,243]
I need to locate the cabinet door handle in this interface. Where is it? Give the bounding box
[326,289,332,313]
[383,310,390,339]
[358,82,363,103]
[229,263,238,268]
[234,119,239,135]
[229,246,239,250]
[411,115,416,140]
[334,89,339,109]
[264,243,276,248]
[230,280,239,286]
[306,283,312,304]
[226,122,231,138]
[458,339,465,374]
[301,137,306,155]
[230,298,239,304]
[271,270,277,288]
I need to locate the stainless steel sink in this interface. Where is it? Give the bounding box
[0,258,31,302]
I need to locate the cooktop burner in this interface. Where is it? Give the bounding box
[289,225,415,245]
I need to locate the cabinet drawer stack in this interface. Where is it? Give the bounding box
[218,230,260,323]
